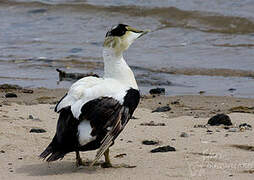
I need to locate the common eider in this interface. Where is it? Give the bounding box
[40,24,149,168]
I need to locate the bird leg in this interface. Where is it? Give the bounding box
[100,148,136,168]
[101,148,113,168]
[75,151,83,167]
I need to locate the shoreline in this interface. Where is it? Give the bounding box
[1,85,254,118]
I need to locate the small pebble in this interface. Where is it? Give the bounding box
[207,130,213,134]
[28,8,47,14]
[171,101,180,105]
[30,128,46,133]
[142,140,159,145]
[228,128,238,132]
[5,93,17,98]
[149,88,165,95]
[131,116,138,119]
[22,89,34,94]
[239,123,252,130]
[228,88,236,92]
[199,91,206,94]
[150,145,176,153]
[152,105,171,113]
[114,153,127,158]
[140,121,166,126]
[194,124,207,128]
[180,132,189,138]
[28,115,34,119]
[33,118,42,122]
[0,150,5,153]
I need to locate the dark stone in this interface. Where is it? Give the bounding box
[180,132,189,137]
[239,123,252,129]
[207,114,232,126]
[140,121,166,126]
[28,8,47,14]
[114,153,127,158]
[131,116,138,119]
[30,128,46,133]
[28,115,34,119]
[70,48,82,53]
[0,84,22,90]
[149,88,165,95]
[0,150,5,153]
[150,145,176,153]
[5,93,17,98]
[21,89,34,94]
[199,91,206,94]
[171,100,180,105]
[56,69,99,81]
[142,140,159,145]
[228,88,236,92]
[194,124,207,128]
[152,105,171,113]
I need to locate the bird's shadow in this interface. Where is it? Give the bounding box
[16,161,97,176]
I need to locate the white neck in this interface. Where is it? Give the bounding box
[103,48,138,90]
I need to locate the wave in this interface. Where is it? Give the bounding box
[147,67,254,78]
[3,56,254,78]
[1,0,254,34]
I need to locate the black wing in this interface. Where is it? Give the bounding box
[84,88,140,166]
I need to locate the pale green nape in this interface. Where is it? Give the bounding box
[103,31,133,56]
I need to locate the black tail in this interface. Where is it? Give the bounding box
[39,142,53,160]
[39,106,79,162]
[39,136,67,162]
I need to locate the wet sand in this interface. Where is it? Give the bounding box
[1,87,254,179]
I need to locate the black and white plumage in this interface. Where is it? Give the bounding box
[40,24,149,167]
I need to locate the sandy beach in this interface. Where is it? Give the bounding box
[0,86,254,180]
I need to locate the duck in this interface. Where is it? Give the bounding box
[40,24,149,168]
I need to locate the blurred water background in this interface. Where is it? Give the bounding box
[1,0,254,97]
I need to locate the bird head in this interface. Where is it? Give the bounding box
[103,24,150,56]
